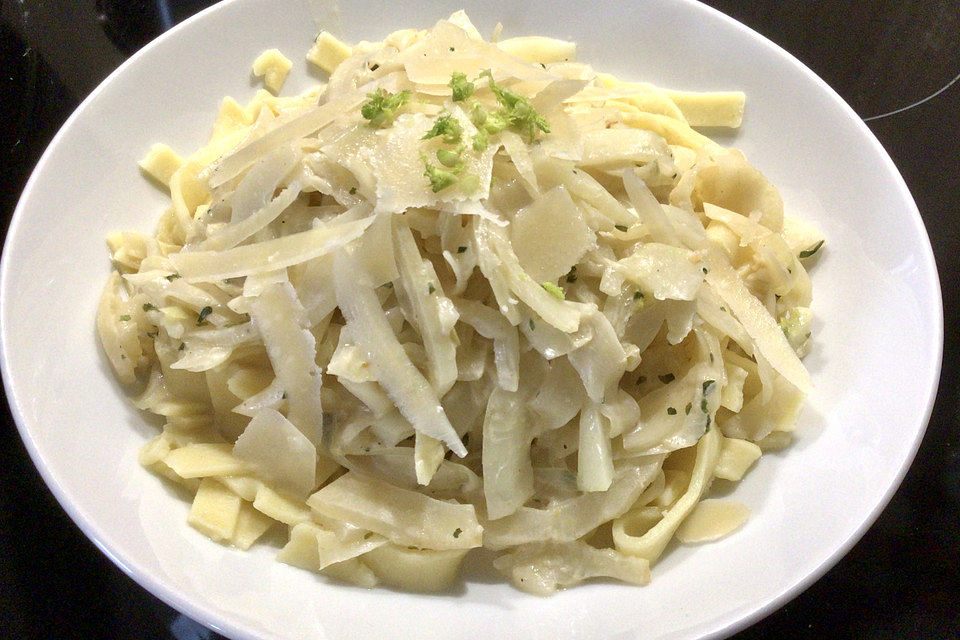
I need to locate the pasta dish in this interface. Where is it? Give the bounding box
[97,12,823,595]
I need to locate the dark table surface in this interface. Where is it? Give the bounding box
[1,1,958,638]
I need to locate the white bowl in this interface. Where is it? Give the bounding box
[0,1,942,639]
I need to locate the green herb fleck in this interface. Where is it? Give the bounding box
[685,402,692,415]
[798,240,824,259]
[449,72,475,102]
[349,186,357,195]
[436,147,463,168]
[427,283,436,294]
[165,273,181,281]
[142,303,157,312]
[119,315,131,322]
[178,342,186,351]
[479,69,550,141]
[541,281,565,299]
[614,224,628,232]
[633,289,645,310]
[565,266,578,283]
[453,527,463,538]
[701,379,715,413]
[472,128,489,152]
[196,306,213,325]
[457,245,468,254]
[658,373,675,384]
[667,407,677,415]
[422,112,463,143]
[361,88,411,127]
[528,318,536,331]
[469,101,488,127]
[702,267,709,275]
[363,531,374,540]
[423,158,459,193]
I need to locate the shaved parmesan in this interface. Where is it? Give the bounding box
[233,408,317,497]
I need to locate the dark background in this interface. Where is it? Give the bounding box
[1,1,958,638]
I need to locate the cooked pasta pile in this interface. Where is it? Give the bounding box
[98,12,823,595]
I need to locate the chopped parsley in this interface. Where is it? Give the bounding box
[423,158,460,193]
[449,72,475,102]
[614,224,628,232]
[142,302,157,312]
[349,186,357,195]
[798,239,824,259]
[685,402,692,415]
[453,527,463,538]
[633,290,645,310]
[541,281,565,299]
[472,128,489,152]
[118,314,131,322]
[528,318,536,331]
[658,373,675,384]
[565,266,578,283]
[478,70,550,141]
[456,245,468,254]
[196,306,213,325]
[422,146,477,193]
[165,273,181,281]
[360,88,411,127]
[422,112,463,143]
[436,147,463,168]
[469,101,488,127]
[701,379,715,413]
[667,407,677,415]
[427,282,436,294]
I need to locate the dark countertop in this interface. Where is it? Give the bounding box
[1,1,957,638]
